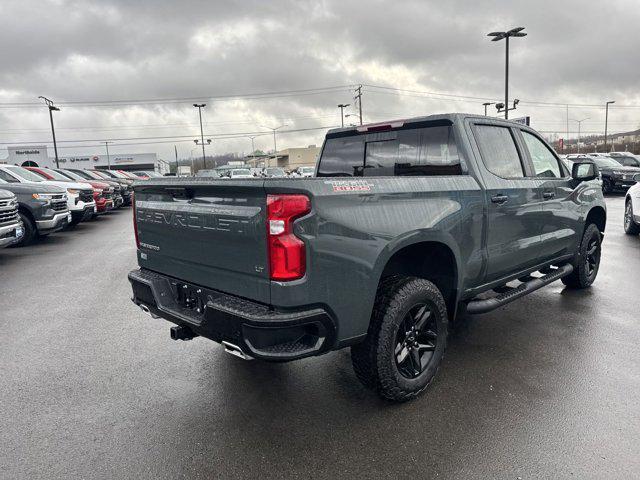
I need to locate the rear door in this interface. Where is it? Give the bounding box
[518,129,581,260]
[471,123,544,283]
[134,179,271,303]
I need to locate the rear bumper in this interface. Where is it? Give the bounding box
[128,268,335,361]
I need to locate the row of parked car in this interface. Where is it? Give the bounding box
[560,152,640,194]
[0,166,157,249]
[195,166,315,179]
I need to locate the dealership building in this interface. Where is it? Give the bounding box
[0,145,164,173]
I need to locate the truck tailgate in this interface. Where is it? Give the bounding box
[134,179,270,304]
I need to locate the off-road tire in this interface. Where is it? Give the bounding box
[12,211,36,247]
[351,276,448,402]
[561,223,602,288]
[624,199,640,235]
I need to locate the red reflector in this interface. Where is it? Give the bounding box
[266,194,311,281]
[132,192,140,249]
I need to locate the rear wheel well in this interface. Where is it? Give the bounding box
[379,242,458,318]
[586,206,606,233]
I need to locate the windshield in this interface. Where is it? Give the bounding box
[103,170,127,179]
[56,169,83,181]
[35,169,71,181]
[5,166,45,182]
[594,157,624,168]
[231,169,251,176]
[69,169,99,180]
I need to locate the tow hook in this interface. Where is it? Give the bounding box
[222,341,253,360]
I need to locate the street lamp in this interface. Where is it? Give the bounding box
[193,103,207,166]
[571,117,590,153]
[38,96,61,168]
[261,125,288,167]
[337,103,350,127]
[604,100,615,152]
[483,102,495,116]
[487,27,527,119]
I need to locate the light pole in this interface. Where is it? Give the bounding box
[571,117,590,153]
[193,103,207,166]
[338,103,350,127]
[487,27,527,119]
[604,100,615,152]
[483,102,495,116]
[103,141,113,170]
[261,125,287,167]
[38,96,61,168]
[194,138,212,170]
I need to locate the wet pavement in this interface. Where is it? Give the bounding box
[1,196,639,479]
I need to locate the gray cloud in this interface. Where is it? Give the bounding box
[1,0,639,160]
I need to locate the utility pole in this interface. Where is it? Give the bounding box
[488,27,527,120]
[604,100,615,152]
[38,96,61,168]
[103,141,112,170]
[193,103,207,167]
[354,85,363,125]
[174,145,179,177]
[571,117,590,153]
[338,103,350,127]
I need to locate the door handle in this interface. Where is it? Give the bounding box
[543,191,555,199]
[491,194,509,204]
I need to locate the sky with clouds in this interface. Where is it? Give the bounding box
[1,0,639,160]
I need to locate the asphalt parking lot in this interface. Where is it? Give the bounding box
[1,196,639,479]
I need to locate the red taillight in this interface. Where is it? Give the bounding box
[266,194,311,281]
[132,192,140,248]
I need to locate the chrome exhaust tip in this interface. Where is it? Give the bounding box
[222,341,253,360]
[139,304,159,319]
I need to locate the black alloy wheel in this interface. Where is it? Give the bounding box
[584,234,600,279]
[394,304,438,379]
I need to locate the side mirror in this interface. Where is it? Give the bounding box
[572,162,598,182]
[634,173,640,182]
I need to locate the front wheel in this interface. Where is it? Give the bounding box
[562,223,602,288]
[624,200,640,235]
[351,277,448,402]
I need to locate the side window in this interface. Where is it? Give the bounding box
[622,157,639,167]
[521,131,562,178]
[0,170,20,183]
[316,137,364,177]
[474,125,525,178]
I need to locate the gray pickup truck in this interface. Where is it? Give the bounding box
[0,180,70,246]
[0,189,24,248]
[129,114,605,401]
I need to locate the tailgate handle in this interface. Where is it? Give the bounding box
[543,191,555,199]
[166,188,191,200]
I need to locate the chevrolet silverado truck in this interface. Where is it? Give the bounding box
[0,179,70,246]
[128,114,606,401]
[0,189,23,248]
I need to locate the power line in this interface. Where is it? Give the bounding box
[0,85,358,108]
[0,125,339,147]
